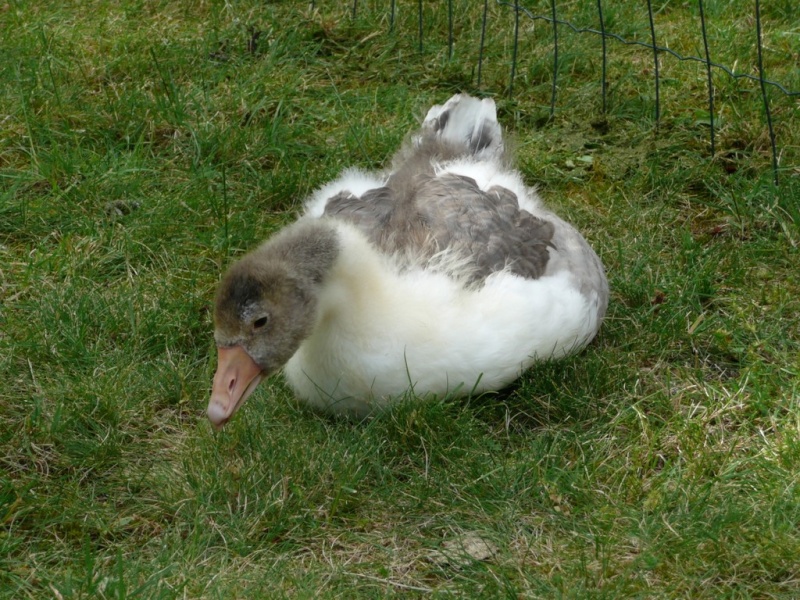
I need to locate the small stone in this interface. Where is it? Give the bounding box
[428,531,498,568]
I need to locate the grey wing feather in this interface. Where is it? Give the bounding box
[415,174,554,283]
[322,187,394,232]
[322,174,555,285]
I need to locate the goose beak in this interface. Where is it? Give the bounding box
[208,346,264,429]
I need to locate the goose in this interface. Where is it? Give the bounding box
[208,94,608,428]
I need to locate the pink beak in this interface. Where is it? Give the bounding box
[207,346,264,429]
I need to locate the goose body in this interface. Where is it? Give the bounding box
[208,94,608,427]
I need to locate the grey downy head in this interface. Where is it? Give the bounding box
[207,254,319,429]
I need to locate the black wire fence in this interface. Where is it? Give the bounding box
[314,0,799,186]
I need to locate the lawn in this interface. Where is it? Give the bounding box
[1,1,799,597]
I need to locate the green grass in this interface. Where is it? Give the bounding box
[2,0,799,597]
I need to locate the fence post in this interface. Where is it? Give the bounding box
[754,0,779,185]
[509,0,520,97]
[597,0,607,115]
[448,0,454,60]
[549,0,558,119]
[478,0,489,87]
[698,0,716,157]
[418,0,424,53]
[646,0,661,125]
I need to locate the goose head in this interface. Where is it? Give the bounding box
[207,221,340,428]
[208,256,319,429]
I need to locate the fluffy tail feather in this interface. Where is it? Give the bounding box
[421,94,503,159]
[388,94,505,186]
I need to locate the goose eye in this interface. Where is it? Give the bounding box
[253,316,269,330]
